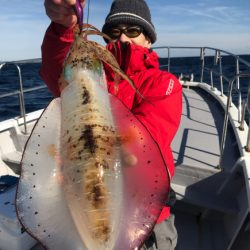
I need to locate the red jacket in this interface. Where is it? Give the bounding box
[40,22,182,223]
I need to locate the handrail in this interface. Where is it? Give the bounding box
[245,84,250,152]
[0,63,27,133]
[153,46,250,67]
[0,85,45,99]
[1,48,250,169]
[0,62,46,134]
[152,46,250,169]
[219,73,250,167]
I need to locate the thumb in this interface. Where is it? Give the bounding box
[64,0,85,6]
[121,147,138,167]
[64,0,76,5]
[80,0,86,8]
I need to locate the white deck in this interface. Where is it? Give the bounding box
[173,87,221,169]
[171,86,249,250]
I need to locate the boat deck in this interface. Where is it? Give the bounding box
[173,86,222,169]
[172,86,239,171]
[170,86,244,250]
[0,86,248,250]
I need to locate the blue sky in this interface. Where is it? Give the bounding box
[0,0,249,61]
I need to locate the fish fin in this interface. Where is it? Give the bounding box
[16,98,86,249]
[109,94,171,249]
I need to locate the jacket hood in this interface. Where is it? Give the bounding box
[105,41,159,79]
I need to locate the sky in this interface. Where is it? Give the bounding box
[0,0,250,61]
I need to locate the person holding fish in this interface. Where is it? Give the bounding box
[40,0,182,249]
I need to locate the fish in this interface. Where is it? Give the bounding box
[16,25,170,250]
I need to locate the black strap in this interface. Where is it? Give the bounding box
[144,231,158,249]
[165,187,176,207]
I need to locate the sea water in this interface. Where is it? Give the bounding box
[0,55,249,121]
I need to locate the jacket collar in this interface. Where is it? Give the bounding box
[106,41,159,76]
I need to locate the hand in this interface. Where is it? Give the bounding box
[44,0,85,28]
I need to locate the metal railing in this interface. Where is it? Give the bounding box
[0,62,47,134]
[220,73,250,166]
[153,46,250,167]
[1,49,250,166]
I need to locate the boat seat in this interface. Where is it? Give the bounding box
[1,151,22,174]
[8,126,30,152]
[172,182,239,215]
[172,164,239,215]
[1,125,30,175]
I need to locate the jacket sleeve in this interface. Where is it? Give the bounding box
[39,22,74,97]
[132,72,182,178]
[132,73,182,224]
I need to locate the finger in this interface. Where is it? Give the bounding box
[45,0,78,26]
[63,0,76,5]
[62,0,86,8]
[64,0,86,7]
[45,4,73,17]
[47,0,73,7]
[121,147,138,167]
[52,13,77,27]
[44,0,85,27]
[45,0,74,13]
[52,0,75,6]
[45,5,77,27]
[123,154,138,167]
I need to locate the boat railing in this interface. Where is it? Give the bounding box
[153,46,250,166]
[1,50,250,167]
[220,73,250,166]
[154,46,250,113]
[0,62,47,134]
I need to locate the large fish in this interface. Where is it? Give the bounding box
[16,25,170,250]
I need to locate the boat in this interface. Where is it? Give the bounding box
[0,46,250,250]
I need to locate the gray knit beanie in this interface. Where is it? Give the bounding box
[102,0,157,43]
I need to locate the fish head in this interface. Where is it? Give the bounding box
[58,28,103,92]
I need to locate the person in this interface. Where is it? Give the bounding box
[41,0,182,249]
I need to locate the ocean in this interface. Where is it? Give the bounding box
[0,55,250,122]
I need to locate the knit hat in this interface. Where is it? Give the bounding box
[102,0,157,43]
